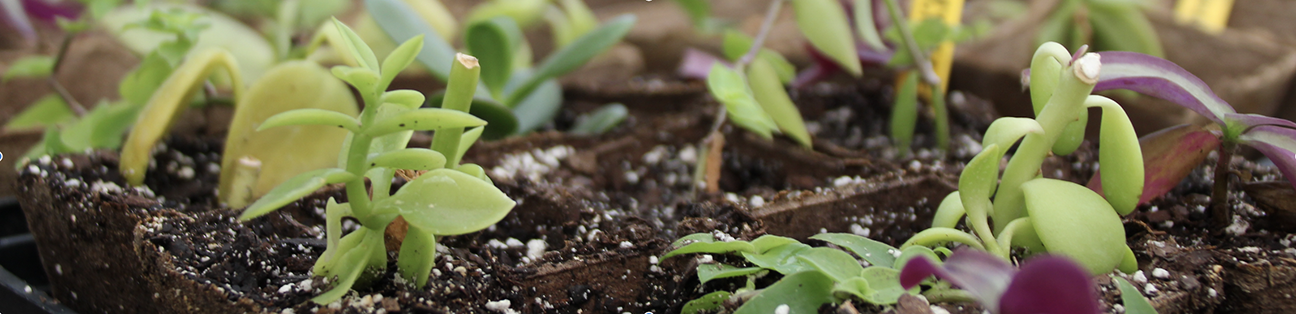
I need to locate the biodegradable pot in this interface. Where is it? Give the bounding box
[951,0,1296,136]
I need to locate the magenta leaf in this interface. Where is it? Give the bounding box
[900,249,1015,313]
[1093,51,1235,125]
[999,256,1099,314]
[1089,124,1221,204]
[1238,124,1296,191]
[676,48,729,80]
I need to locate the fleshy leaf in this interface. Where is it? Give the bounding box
[257,109,360,132]
[810,233,899,268]
[510,79,562,134]
[857,266,910,304]
[378,169,514,235]
[382,89,426,109]
[367,148,446,171]
[505,15,635,106]
[120,48,243,186]
[931,192,966,230]
[750,235,800,253]
[853,0,886,52]
[749,57,812,148]
[380,34,425,89]
[310,240,374,304]
[706,64,777,139]
[1112,275,1158,314]
[465,17,521,96]
[396,225,437,288]
[220,61,357,203]
[1087,96,1144,215]
[891,73,919,150]
[732,271,836,314]
[1089,124,1219,205]
[900,249,1015,313]
[960,144,1004,201]
[363,108,487,137]
[791,0,861,76]
[1094,51,1234,124]
[239,168,355,220]
[796,247,865,283]
[331,18,379,72]
[697,263,763,285]
[681,291,731,314]
[1238,125,1296,192]
[1021,178,1128,274]
[426,91,519,139]
[2,56,54,82]
[999,256,1099,314]
[570,103,628,135]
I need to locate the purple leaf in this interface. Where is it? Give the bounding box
[1,0,35,41]
[677,48,729,80]
[901,249,1100,314]
[1094,51,1235,125]
[22,0,80,22]
[792,42,891,88]
[999,256,1099,314]
[1089,124,1221,204]
[1238,123,1296,191]
[900,249,1015,313]
[1226,113,1296,131]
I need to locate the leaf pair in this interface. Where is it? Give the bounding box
[705,60,813,148]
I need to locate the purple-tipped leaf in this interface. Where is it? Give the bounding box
[1088,124,1221,205]
[1094,51,1235,125]
[1238,121,1296,191]
[1226,113,1296,133]
[900,249,1015,313]
[999,256,1099,314]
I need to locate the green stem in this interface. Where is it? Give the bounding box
[431,53,481,167]
[345,133,375,221]
[932,86,949,151]
[992,53,1097,233]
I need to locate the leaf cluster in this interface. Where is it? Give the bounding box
[238,20,515,304]
[663,233,939,313]
[363,0,636,139]
[1037,0,1163,57]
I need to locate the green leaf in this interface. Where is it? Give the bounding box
[671,0,712,29]
[796,247,865,283]
[5,95,74,130]
[749,57,812,148]
[893,246,940,275]
[426,91,518,140]
[557,0,597,39]
[504,15,635,106]
[3,56,55,82]
[886,18,953,67]
[397,225,438,288]
[706,64,777,139]
[311,231,382,304]
[101,4,273,82]
[756,50,795,85]
[750,235,800,254]
[669,233,718,248]
[856,266,911,304]
[239,168,355,220]
[1088,96,1144,215]
[368,148,446,171]
[733,271,837,314]
[363,108,487,137]
[662,240,757,260]
[792,0,861,76]
[1088,0,1163,58]
[378,169,515,235]
[697,263,764,285]
[331,18,380,72]
[456,127,485,161]
[61,100,138,150]
[220,61,357,204]
[891,73,919,150]
[981,117,1044,151]
[510,78,563,134]
[457,163,490,183]
[330,66,381,94]
[466,17,522,97]
[1113,275,1159,314]
[257,108,360,132]
[120,53,175,106]
[721,30,754,61]
[681,291,731,314]
[365,0,459,82]
[960,144,1004,201]
[1021,178,1129,274]
[853,0,886,52]
[465,0,548,27]
[931,192,966,230]
[810,233,899,268]
[382,89,426,109]
[569,103,627,135]
[741,242,812,275]
[380,34,425,89]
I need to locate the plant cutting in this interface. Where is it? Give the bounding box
[235,19,515,304]
[662,232,934,313]
[1070,50,1296,229]
[361,0,635,138]
[903,42,1142,275]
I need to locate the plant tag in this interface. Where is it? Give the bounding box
[899,0,964,96]
[1174,0,1234,34]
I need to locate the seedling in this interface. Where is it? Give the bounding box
[362,0,635,138]
[1074,50,1296,229]
[236,20,515,304]
[900,248,1099,314]
[903,42,1142,275]
[662,233,932,313]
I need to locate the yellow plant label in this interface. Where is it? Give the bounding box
[1174,0,1234,34]
[900,0,963,96]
